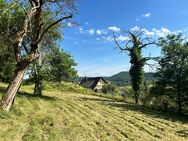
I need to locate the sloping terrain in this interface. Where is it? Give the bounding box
[0,83,187,141]
[75,71,157,86]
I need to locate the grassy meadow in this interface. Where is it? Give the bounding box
[0,82,187,141]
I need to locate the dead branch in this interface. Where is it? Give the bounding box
[113,33,130,51]
[34,15,72,45]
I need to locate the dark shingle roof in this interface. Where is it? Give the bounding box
[80,77,108,90]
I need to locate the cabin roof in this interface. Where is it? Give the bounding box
[80,77,109,90]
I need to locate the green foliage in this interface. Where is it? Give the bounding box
[154,33,188,113]
[0,46,15,82]
[45,47,77,82]
[115,31,155,104]
[0,0,25,82]
[102,83,118,94]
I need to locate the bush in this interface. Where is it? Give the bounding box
[102,83,118,94]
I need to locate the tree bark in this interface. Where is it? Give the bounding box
[1,66,27,111]
[33,78,42,95]
[177,91,182,114]
[135,92,139,104]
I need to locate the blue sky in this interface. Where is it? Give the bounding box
[61,0,188,77]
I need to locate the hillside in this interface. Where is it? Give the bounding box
[106,71,157,85]
[0,83,187,141]
[76,71,157,86]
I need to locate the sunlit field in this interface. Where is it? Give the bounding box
[0,83,187,141]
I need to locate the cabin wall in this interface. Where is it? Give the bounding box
[94,79,107,92]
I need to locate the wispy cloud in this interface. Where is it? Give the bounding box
[108,26,121,32]
[77,64,129,77]
[130,26,140,31]
[101,36,113,42]
[96,29,108,35]
[67,22,73,27]
[78,27,85,34]
[142,13,152,18]
[116,35,130,42]
[136,12,152,21]
[130,25,182,38]
[88,29,95,35]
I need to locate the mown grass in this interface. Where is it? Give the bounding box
[0,82,187,141]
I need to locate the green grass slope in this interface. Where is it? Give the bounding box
[0,82,187,141]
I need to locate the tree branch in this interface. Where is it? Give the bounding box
[139,42,156,49]
[34,15,72,45]
[0,3,17,19]
[0,1,28,20]
[113,33,130,51]
[14,0,28,16]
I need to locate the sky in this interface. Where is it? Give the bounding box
[61,0,188,77]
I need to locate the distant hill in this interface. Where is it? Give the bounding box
[105,71,157,86]
[75,71,157,86]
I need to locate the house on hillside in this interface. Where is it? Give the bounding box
[80,77,110,92]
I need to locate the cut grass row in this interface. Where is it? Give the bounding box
[0,82,187,141]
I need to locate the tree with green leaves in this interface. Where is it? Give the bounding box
[0,0,25,82]
[30,47,77,95]
[47,47,77,83]
[114,30,155,104]
[0,0,77,111]
[0,46,15,82]
[155,33,188,113]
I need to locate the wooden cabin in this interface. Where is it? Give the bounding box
[80,77,110,92]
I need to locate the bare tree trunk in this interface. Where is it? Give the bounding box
[1,66,27,111]
[135,91,139,104]
[177,91,182,114]
[33,78,42,95]
[33,46,42,96]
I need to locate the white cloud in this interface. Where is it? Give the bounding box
[108,26,120,32]
[78,27,85,34]
[67,22,73,27]
[130,26,140,32]
[101,35,129,42]
[102,36,113,42]
[141,28,155,36]
[130,26,173,38]
[136,12,152,21]
[152,28,171,38]
[142,13,152,18]
[96,29,108,35]
[96,30,102,35]
[88,29,95,35]
[116,35,130,42]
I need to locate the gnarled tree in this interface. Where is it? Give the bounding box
[114,30,155,104]
[0,0,77,111]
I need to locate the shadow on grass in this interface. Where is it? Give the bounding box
[0,86,6,93]
[80,97,116,102]
[80,97,188,123]
[0,86,58,101]
[176,130,188,137]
